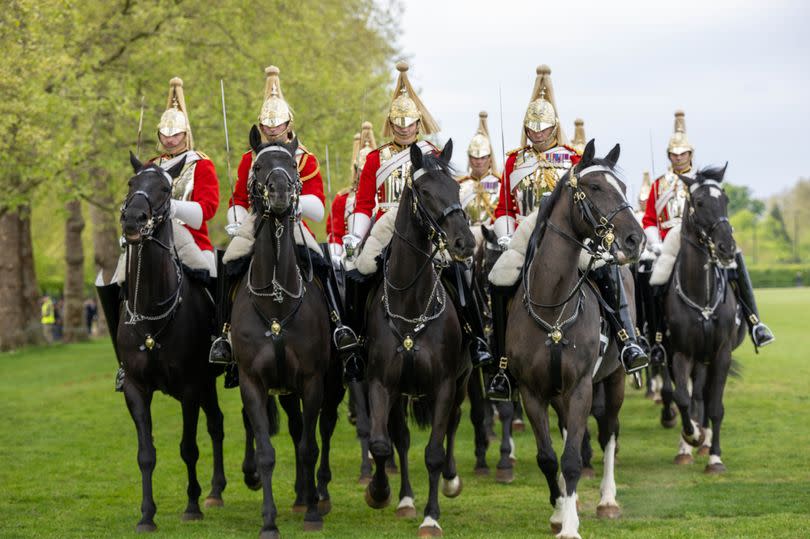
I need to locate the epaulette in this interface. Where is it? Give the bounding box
[194,150,210,160]
[561,144,580,157]
[297,143,312,156]
[506,145,531,157]
[456,174,472,184]
[375,141,393,153]
[337,186,352,196]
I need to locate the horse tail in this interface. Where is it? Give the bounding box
[728,357,744,379]
[267,396,280,437]
[409,396,434,430]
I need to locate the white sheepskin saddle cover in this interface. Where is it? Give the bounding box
[352,208,451,275]
[488,210,607,287]
[650,224,681,286]
[108,221,216,285]
[222,211,322,265]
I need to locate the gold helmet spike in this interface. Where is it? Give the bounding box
[639,171,652,207]
[522,64,569,146]
[356,120,377,173]
[571,118,586,154]
[157,77,193,150]
[383,61,439,137]
[667,110,694,155]
[259,65,293,128]
[467,111,499,172]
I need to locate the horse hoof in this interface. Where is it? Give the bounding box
[292,504,307,514]
[474,466,490,476]
[204,496,223,508]
[495,467,514,484]
[181,511,203,522]
[318,498,332,516]
[418,524,443,537]
[581,466,596,480]
[673,453,694,465]
[509,456,517,465]
[697,446,710,457]
[440,475,462,498]
[396,505,417,518]
[135,522,157,533]
[259,530,280,539]
[302,519,323,532]
[244,474,261,491]
[661,415,677,429]
[364,484,391,509]
[681,428,706,448]
[645,389,656,400]
[512,419,525,432]
[704,462,727,474]
[358,475,371,486]
[550,522,562,534]
[596,504,621,519]
[386,465,399,475]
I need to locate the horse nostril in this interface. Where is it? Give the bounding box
[625,233,639,250]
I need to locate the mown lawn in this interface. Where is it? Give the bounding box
[1,288,809,538]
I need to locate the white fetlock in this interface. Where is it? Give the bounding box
[702,427,713,450]
[397,496,415,510]
[550,496,564,528]
[708,455,723,466]
[556,493,581,539]
[598,435,618,507]
[419,515,442,531]
[678,438,694,456]
[509,437,517,462]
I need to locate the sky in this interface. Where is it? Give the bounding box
[394,0,809,202]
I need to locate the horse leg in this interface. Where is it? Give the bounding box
[366,379,393,508]
[513,397,525,432]
[495,400,515,483]
[419,381,454,537]
[672,352,701,464]
[467,373,490,475]
[179,396,203,521]
[315,378,344,516]
[704,348,731,474]
[660,364,677,428]
[595,368,625,519]
[389,396,416,518]
[557,379,593,539]
[350,381,373,484]
[200,381,227,507]
[440,381,465,498]
[123,384,158,532]
[279,394,305,512]
[240,378,280,539]
[299,379,324,531]
[520,389,561,533]
[242,406,261,490]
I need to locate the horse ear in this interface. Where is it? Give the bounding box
[287,135,299,156]
[129,151,143,173]
[410,142,424,171]
[719,162,728,182]
[678,173,696,188]
[481,224,497,244]
[580,139,595,167]
[165,155,187,179]
[605,143,621,168]
[249,125,262,153]
[440,138,453,163]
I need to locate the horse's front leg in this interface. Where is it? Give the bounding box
[365,378,394,508]
[316,375,344,516]
[595,368,625,520]
[519,387,560,533]
[389,395,416,518]
[179,395,203,521]
[279,394,305,512]
[467,372,490,475]
[557,378,593,539]
[704,347,731,474]
[419,380,455,537]
[123,382,157,532]
[495,400,515,483]
[240,375,280,539]
[440,376,467,498]
[660,362,678,428]
[200,380,227,508]
[671,352,702,464]
[299,377,324,531]
[241,406,261,490]
[348,381,373,483]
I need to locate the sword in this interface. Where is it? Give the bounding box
[648,129,656,179]
[136,95,145,159]
[220,80,237,225]
[498,85,514,237]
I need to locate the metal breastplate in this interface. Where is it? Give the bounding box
[660,171,688,228]
[461,174,500,225]
[379,145,412,211]
[172,161,197,201]
[513,147,573,215]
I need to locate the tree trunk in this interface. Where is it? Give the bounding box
[89,168,121,337]
[0,210,31,350]
[18,204,44,346]
[63,199,87,342]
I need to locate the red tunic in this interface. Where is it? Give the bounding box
[231,145,325,234]
[326,190,349,244]
[642,174,684,240]
[150,153,219,252]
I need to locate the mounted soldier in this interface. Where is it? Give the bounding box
[643,111,774,363]
[570,117,587,155]
[486,65,649,401]
[458,111,501,236]
[96,77,220,390]
[342,61,493,377]
[209,65,361,382]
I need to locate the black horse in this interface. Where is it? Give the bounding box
[232,128,343,538]
[363,142,475,537]
[506,141,643,538]
[117,154,226,531]
[657,166,745,472]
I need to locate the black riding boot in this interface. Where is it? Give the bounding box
[732,252,775,349]
[323,267,364,384]
[209,262,235,366]
[592,265,649,374]
[447,263,494,369]
[96,282,124,391]
[648,285,668,366]
[486,284,518,402]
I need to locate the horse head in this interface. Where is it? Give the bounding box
[248,124,301,218]
[565,139,643,263]
[679,164,736,264]
[408,139,476,261]
[121,152,186,243]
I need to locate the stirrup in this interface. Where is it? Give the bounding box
[486,369,513,402]
[209,335,233,365]
[620,343,649,375]
[751,322,775,348]
[650,342,667,367]
[333,325,361,352]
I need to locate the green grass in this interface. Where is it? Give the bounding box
[2,288,809,538]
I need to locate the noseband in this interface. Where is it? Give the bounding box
[249,144,302,218]
[683,180,732,262]
[120,167,173,240]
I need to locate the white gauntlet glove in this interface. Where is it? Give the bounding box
[497,236,512,250]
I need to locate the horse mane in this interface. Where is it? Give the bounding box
[420,151,456,179]
[694,164,726,184]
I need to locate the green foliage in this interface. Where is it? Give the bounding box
[2,289,809,537]
[725,182,764,217]
[769,178,810,263]
[748,264,810,288]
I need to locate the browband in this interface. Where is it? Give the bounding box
[689,179,722,193]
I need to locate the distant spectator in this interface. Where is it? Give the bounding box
[797,271,804,288]
[53,297,64,341]
[41,295,55,343]
[83,297,98,335]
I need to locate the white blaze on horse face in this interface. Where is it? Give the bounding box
[598,434,618,508]
[709,187,722,198]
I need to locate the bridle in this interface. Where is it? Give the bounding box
[248,144,302,235]
[682,179,732,264]
[120,167,174,240]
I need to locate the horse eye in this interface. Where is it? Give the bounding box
[162,186,170,193]
[696,200,704,208]
[590,183,600,191]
